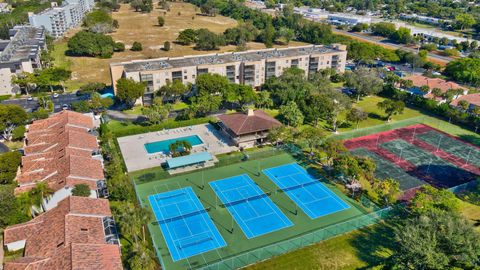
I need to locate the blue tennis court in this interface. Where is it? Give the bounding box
[209,175,293,239]
[263,163,350,219]
[148,187,226,262]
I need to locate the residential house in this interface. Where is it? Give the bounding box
[401,75,468,102]
[15,110,106,211]
[217,109,282,148]
[3,196,122,270]
[450,93,480,111]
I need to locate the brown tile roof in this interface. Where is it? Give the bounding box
[16,154,104,194]
[3,196,121,270]
[24,129,98,156]
[71,244,123,270]
[450,93,480,107]
[27,111,93,134]
[217,109,282,136]
[404,75,467,94]
[15,111,102,195]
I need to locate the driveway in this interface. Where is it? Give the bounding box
[2,93,90,112]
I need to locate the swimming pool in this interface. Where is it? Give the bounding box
[144,135,203,154]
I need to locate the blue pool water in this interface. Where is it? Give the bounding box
[144,135,203,154]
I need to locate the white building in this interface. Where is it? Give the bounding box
[0,26,46,96]
[294,7,328,21]
[327,13,372,25]
[28,0,95,38]
[0,3,10,13]
[400,13,451,26]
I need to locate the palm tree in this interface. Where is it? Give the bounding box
[129,242,156,270]
[136,207,152,243]
[29,182,54,212]
[118,203,141,244]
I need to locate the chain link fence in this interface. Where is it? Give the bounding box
[198,207,392,270]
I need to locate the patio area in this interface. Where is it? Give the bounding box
[117,123,238,171]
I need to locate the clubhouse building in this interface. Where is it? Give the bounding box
[217,109,282,148]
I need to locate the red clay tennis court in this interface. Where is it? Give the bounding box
[344,124,480,189]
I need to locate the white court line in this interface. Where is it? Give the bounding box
[239,174,292,229]
[286,164,347,214]
[151,192,184,259]
[291,164,349,210]
[210,179,257,238]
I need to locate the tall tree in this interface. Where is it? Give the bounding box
[116,78,145,108]
[0,104,28,141]
[129,242,156,270]
[373,178,400,205]
[279,101,304,127]
[255,91,273,109]
[346,107,368,129]
[409,185,460,216]
[90,92,113,113]
[195,73,230,96]
[299,126,325,156]
[141,97,172,124]
[377,100,405,122]
[454,13,476,30]
[391,212,480,269]
[0,151,21,184]
[345,68,384,102]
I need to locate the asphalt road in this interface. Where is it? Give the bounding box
[332,29,454,63]
[2,93,90,112]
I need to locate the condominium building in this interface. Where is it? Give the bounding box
[110,44,347,104]
[0,26,46,96]
[28,0,95,38]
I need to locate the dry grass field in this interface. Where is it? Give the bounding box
[53,2,307,90]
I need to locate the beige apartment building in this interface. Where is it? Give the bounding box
[110,44,347,104]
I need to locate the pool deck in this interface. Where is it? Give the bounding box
[117,123,238,172]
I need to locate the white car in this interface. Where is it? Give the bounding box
[53,93,59,98]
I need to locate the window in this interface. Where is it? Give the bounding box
[184,76,187,79]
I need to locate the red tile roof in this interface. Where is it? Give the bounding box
[15,111,102,194]
[27,111,93,134]
[450,93,480,107]
[403,75,467,100]
[217,110,282,136]
[3,196,121,270]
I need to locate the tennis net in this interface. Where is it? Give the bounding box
[221,192,269,207]
[279,179,318,192]
[155,207,210,224]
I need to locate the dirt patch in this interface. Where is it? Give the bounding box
[56,3,308,88]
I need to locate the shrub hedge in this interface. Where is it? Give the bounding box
[109,117,215,137]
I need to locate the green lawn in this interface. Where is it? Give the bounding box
[337,96,423,132]
[50,41,84,91]
[122,105,144,115]
[244,198,480,270]
[172,101,189,110]
[244,231,369,270]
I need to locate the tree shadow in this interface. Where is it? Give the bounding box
[368,112,384,121]
[339,121,352,129]
[349,222,395,268]
[408,164,477,188]
[458,134,480,147]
